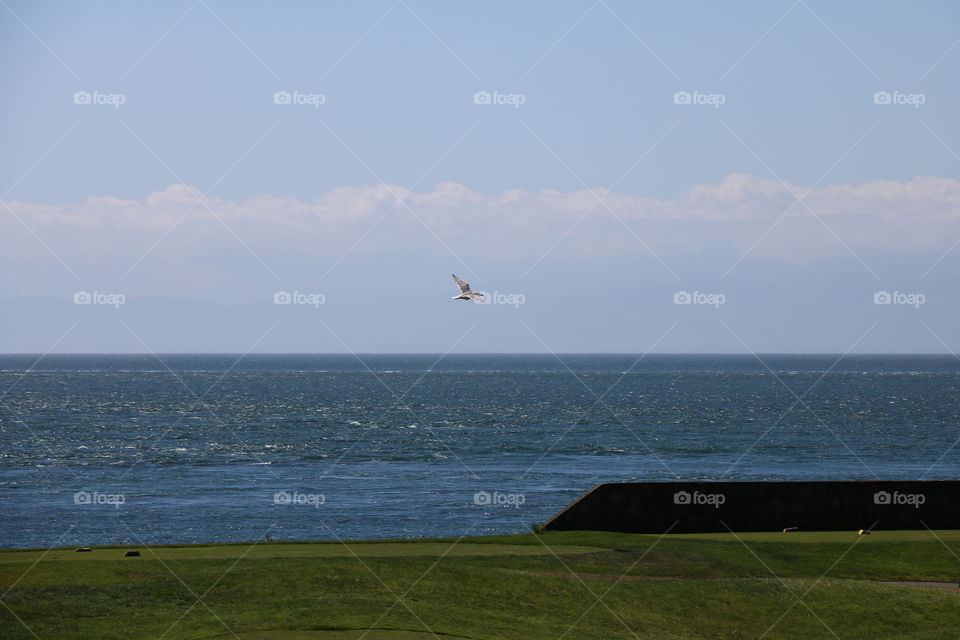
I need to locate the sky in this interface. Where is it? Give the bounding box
[1,0,959,353]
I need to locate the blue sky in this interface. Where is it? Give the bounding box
[1,0,959,352]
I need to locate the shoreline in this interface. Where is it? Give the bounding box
[4,527,959,553]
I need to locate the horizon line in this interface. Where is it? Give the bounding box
[0,352,954,357]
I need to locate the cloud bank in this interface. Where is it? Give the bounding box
[3,174,959,292]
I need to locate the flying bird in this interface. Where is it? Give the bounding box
[451,274,485,302]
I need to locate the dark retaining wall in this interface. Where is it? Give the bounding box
[543,481,960,533]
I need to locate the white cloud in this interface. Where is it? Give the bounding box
[145,184,207,206]
[2,174,959,290]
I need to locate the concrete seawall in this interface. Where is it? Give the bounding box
[543,481,960,533]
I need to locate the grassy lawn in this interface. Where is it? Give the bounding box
[1,530,958,639]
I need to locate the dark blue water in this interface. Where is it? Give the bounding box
[1,354,958,548]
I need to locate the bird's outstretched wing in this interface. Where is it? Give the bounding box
[452,274,471,294]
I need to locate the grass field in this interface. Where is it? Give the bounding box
[1,530,958,639]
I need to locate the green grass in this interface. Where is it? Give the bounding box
[1,530,958,639]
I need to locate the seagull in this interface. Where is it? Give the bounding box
[451,274,485,302]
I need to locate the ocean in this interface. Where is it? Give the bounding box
[1,354,957,548]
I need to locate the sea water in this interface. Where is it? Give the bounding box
[1,354,957,548]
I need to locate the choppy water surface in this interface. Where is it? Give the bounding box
[1,354,957,548]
